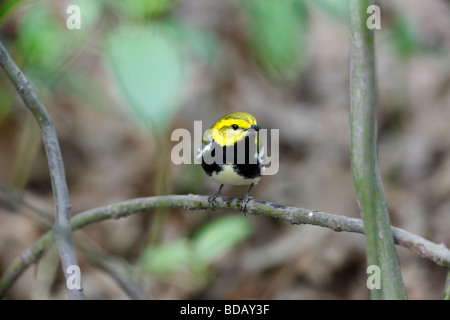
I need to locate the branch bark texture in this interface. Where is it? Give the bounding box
[0,40,84,300]
[349,0,407,299]
[1,195,448,298]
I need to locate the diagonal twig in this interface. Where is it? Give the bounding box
[0,40,84,300]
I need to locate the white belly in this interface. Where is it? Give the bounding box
[211,165,261,186]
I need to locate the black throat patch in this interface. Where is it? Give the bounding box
[201,135,262,179]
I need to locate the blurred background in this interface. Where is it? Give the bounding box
[0,0,449,299]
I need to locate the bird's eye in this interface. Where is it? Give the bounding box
[231,124,239,130]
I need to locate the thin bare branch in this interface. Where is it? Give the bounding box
[1,195,448,298]
[0,40,84,300]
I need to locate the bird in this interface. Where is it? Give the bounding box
[198,111,265,213]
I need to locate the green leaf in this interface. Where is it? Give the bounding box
[242,0,308,79]
[16,1,101,85]
[70,0,103,33]
[111,0,176,20]
[390,14,421,58]
[105,25,185,132]
[192,215,253,263]
[165,19,222,65]
[140,215,251,279]
[0,0,26,24]
[306,0,349,19]
[17,5,67,72]
[140,238,190,274]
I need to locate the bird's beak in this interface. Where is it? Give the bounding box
[250,124,262,131]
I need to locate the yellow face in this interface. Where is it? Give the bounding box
[204,112,260,147]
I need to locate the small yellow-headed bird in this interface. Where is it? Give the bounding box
[198,112,265,212]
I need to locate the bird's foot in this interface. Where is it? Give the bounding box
[208,185,224,211]
[240,193,254,215]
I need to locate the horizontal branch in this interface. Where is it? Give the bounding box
[1,194,449,298]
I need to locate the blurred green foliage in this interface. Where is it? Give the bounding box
[390,13,422,58]
[2,0,435,122]
[0,0,25,23]
[307,0,349,19]
[17,6,65,71]
[191,214,252,263]
[105,25,185,132]
[166,19,223,66]
[16,0,101,80]
[111,0,175,20]
[242,0,308,79]
[140,215,252,287]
